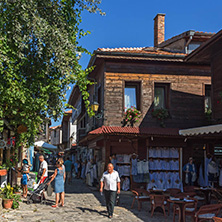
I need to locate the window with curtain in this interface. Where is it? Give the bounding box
[154,85,167,109]
[205,85,211,112]
[124,86,137,110]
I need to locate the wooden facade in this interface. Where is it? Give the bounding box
[185,29,222,122]
[68,49,212,169]
[104,60,211,129]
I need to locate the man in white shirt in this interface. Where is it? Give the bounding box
[38,155,48,184]
[100,163,120,219]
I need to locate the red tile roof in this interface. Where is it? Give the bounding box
[65,110,72,114]
[49,125,61,130]
[158,30,214,48]
[88,126,180,136]
[97,47,186,56]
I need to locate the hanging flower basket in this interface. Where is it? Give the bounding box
[122,107,142,127]
[152,108,169,128]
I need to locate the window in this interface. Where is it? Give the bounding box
[154,83,169,109]
[124,82,141,110]
[188,42,201,54]
[205,85,211,112]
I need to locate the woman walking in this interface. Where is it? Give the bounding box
[47,159,66,207]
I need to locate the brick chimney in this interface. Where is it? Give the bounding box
[154,13,165,47]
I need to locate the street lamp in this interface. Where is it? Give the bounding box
[91,101,99,112]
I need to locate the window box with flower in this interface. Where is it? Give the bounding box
[122,107,142,127]
[152,108,169,128]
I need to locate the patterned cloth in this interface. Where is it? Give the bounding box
[131,158,138,175]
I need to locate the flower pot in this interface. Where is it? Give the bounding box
[0,169,7,176]
[3,199,13,209]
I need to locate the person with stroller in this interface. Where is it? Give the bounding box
[21,159,30,198]
[38,155,48,184]
[47,159,66,208]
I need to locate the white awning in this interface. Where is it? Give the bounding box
[34,140,57,150]
[179,124,222,136]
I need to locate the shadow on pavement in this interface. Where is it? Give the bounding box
[76,207,108,217]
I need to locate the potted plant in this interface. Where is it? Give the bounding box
[152,108,169,127]
[205,108,212,123]
[13,184,21,194]
[122,107,142,127]
[0,164,7,176]
[12,193,21,209]
[0,183,15,209]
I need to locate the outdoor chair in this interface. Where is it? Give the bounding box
[150,194,170,218]
[166,188,181,197]
[183,186,197,197]
[173,197,198,222]
[194,204,222,222]
[131,188,150,211]
[211,189,222,204]
[213,217,222,222]
[184,186,205,202]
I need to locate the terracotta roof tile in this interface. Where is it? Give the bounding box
[97,47,186,56]
[65,110,72,114]
[49,125,61,130]
[88,126,180,136]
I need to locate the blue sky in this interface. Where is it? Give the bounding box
[51,0,222,126]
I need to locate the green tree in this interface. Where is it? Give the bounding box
[0,0,104,146]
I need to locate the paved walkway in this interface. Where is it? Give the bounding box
[1,179,180,222]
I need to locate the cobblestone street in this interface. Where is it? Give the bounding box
[0,178,178,222]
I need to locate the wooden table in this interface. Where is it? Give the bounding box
[194,187,214,204]
[149,189,167,195]
[167,198,195,222]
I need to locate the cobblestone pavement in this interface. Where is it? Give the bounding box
[0,178,196,222]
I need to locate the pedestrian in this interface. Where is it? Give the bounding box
[21,159,30,198]
[77,160,82,179]
[109,154,117,170]
[208,156,218,187]
[100,163,121,219]
[38,155,48,184]
[64,157,73,184]
[183,157,196,186]
[47,159,66,208]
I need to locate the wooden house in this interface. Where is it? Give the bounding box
[68,14,214,186]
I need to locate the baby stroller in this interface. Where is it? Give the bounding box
[27,177,50,205]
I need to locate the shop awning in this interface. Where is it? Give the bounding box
[34,140,57,150]
[179,124,222,136]
[42,148,52,154]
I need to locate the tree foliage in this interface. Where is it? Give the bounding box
[0,0,104,144]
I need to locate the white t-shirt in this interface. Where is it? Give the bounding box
[101,170,120,191]
[39,160,48,177]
